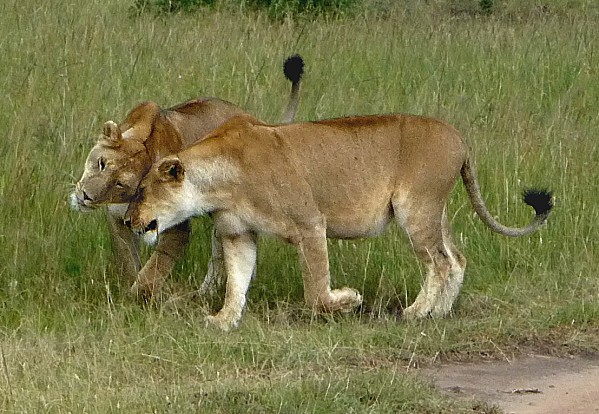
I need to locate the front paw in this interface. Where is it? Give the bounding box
[402,303,432,320]
[323,287,363,313]
[204,312,240,332]
[130,281,155,304]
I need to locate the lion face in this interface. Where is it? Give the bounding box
[70,121,152,213]
[126,157,197,244]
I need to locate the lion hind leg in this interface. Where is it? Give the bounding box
[392,198,463,319]
[297,228,362,314]
[434,208,467,316]
[403,258,448,319]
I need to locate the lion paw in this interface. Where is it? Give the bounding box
[130,281,156,304]
[204,313,239,332]
[402,304,430,320]
[403,297,453,320]
[324,287,363,313]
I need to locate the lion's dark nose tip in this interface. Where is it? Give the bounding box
[123,218,132,229]
[145,220,158,232]
[82,190,92,201]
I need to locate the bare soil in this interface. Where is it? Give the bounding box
[422,354,599,413]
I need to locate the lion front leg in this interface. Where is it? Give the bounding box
[107,212,141,283]
[199,228,227,299]
[131,220,191,301]
[296,229,362,314]
[200,228,257,300]
[205,232,257,331]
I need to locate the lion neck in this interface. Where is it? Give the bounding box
[164,99,247,149]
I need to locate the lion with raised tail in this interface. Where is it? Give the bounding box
[126,113,552,331]
[70,55,305,300]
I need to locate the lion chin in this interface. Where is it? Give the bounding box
[142,230,158,246]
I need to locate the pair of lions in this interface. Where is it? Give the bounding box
[125,113,552,331]
[71,55,305,299]
[73,55,552,331]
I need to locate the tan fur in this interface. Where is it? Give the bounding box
[71,58,304,299]
[127,113,551,330]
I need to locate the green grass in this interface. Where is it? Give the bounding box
[1,0,598,411]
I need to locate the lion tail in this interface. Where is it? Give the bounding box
[461,158,553,237]
[281,54,304,124]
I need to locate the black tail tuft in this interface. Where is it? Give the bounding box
[523,189,553,216]
[283,54,304,84]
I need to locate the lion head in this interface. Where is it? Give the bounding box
[70,101,167,213]
[125,157,198,245]
[70,120,153,213]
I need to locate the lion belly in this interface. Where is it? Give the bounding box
[316,189,395,239]
[325,208,393,239]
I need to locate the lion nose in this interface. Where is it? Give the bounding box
[145,220,158,233]
[82,190,92,201]
[123,218,132,229]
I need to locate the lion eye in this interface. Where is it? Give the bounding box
[98,157,106,171]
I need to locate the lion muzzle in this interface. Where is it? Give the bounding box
[69,188,97,212]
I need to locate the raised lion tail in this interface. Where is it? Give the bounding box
[461,158,553,237]
[281,54,304,124]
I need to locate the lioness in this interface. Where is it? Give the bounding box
[71,55,304,299]
[126,113,552,331]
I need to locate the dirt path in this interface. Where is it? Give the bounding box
[422,354,599,413]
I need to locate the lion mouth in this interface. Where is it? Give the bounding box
[70,192,98,212]
[130,218,158,235]
[138,220,159,245]
[145,219,158,232]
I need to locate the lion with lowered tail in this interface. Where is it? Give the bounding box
[70,55,305,300]
[126,113,553,331]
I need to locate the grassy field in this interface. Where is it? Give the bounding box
[1,0,598,412]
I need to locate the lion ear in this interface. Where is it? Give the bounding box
[120,101,161,143]
[158,158,185,182]
[100,120,123,145]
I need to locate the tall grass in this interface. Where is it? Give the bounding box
[0,0,598,411]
